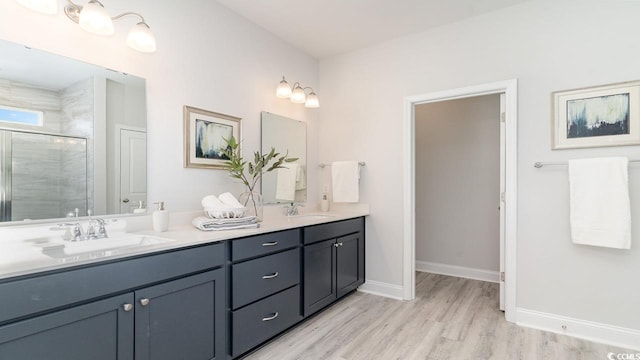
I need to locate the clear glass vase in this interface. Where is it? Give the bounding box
[239,191,263,221]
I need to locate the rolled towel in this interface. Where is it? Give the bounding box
[218,192,244,208]
[201,195,224,209]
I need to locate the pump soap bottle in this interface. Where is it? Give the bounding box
[153,201,169,232]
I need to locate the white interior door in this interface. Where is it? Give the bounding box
[120,129,147,213]
[499,93,506,311]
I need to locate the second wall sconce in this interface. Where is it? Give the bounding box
[15,0,157,53]
[276,76,320,108]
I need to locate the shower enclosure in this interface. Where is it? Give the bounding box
[0,130,88,222]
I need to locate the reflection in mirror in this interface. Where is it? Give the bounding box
[0,39,147,223]
[261,112,307,204]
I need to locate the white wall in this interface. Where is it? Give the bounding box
[319,0,640,332]
[415,95,500,272]
[0,0,320,213]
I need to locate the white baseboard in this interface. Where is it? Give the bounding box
[517,308,640,351]
[358,280,404,300]
[415,260,500,283]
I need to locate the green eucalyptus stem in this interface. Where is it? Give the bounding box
[222,136,298,215]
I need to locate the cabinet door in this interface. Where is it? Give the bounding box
[0,293,134,360]
[135,269,225,360]
[336,232,364,298]
[303,238,336,316]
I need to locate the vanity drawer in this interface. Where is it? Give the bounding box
[232,285,301,357]
[304,217,364,244]
[231,229,300,261]
[232,248,300,309]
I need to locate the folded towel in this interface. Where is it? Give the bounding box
[201,195,224,209]
[569,157,631,249]
[276,164,299,201]
[295,165,307,191]
[331,161,360,203]
[219,192,244,208]
[192,216,259,231]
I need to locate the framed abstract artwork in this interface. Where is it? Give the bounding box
[183,106,241,169]
[552,81,640,149]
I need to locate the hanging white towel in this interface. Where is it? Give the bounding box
[568,157,631,249]
[331,161,360,203]
[295,165,307,191]
[276,163,299,201]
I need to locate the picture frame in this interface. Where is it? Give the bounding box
[183,106,241,169]
[552,80,640,149]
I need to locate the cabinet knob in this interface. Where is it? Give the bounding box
[333,243,339,248]
[338,242,344,247]
[262,312,279,321]
[261,241,278,247]
[123,303,133,312]
[122,198,130,203]
[262,272,279,280]
[139,298,150,306]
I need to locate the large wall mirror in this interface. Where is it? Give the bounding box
[0,39,147,224]
[261,112,306,204]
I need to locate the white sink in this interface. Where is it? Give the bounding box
[33,234,175,259]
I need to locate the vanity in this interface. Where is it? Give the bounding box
[0,213,366,359]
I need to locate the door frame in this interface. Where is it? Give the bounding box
[402,79,518,323]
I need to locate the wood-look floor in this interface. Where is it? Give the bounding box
[244,272,633,360]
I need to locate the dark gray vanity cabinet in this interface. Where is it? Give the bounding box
[229,229,303,358]
[303,217,365,316]
[0,293,134,360]
[0,242,226,360]
[134,269,225,360]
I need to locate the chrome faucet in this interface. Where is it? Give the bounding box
[285,202,304,216]
[57,217,110,241]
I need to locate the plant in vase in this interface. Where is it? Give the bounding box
[222,136,297,221]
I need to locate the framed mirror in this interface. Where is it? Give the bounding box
[0,39,147,224]
[261,112,307,204]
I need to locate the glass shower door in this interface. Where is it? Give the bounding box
[0,130,87,222]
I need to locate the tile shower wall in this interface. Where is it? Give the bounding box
[0,77,93,220]
[10,132,87,220]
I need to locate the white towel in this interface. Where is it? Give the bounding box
[331,161,360,203]
[192,216,259,231]
[276,163,299,201]
[201,195,224,209]
[218,192,244,208]
[568,157,631,249]
[295,165,307,191]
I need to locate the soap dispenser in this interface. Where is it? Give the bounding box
[152,201,169,232]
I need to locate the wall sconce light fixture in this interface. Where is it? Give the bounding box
[276,76,319,108]
[15,0,157,53]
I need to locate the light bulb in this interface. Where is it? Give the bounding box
[290,85,306,103]
[276,77,292,98]
[305,92,320,108]
[79,0,114,35]
[126,22,156,53]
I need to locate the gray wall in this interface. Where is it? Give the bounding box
[415,95,500,271]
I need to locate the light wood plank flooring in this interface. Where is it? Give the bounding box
[244,272,633,360]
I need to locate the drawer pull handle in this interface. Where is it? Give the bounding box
[262,241,278,247]
[139,298,150,306]
[123,303,133,312]
[262,312,279,321]
[262,272,279,279]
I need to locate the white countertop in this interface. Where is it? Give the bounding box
[0,205,369,281]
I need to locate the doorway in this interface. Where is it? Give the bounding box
[402,79,518,322]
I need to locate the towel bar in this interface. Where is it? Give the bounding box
[319,162,366,168]
[534,160,640,168]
